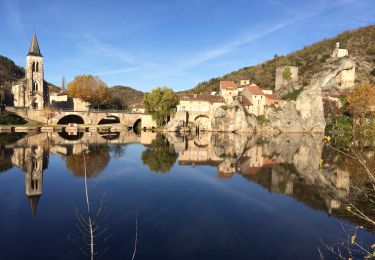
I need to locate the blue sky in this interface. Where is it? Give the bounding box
[0,0,374,91]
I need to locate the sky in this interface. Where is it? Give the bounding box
[0,0,374,92]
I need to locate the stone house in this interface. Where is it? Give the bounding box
[176,93,225,113]
[241,85,266,116]
[219,80,239,102]
[332,42,348,58]
[12,33,49,110]
[275,66,299,92]
[174,94,225,131]
[131,103,145,113]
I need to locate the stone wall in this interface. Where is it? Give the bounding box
[275,66,299,92]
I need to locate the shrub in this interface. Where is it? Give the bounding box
[0,111,27,125]
[257,115,270,125]
[282,87,304,101]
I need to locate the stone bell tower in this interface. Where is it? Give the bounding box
[25,33,45,110]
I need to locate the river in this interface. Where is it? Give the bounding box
[0,131,373,260]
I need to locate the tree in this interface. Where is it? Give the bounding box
[66,144,110,178]
[143,87,178,126]
[42,106,55,124]
[67,75,110,108]
[348,81,375,127]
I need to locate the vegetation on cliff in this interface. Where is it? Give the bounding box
[0,55,24,90]
[108,85,144,110]
[188,25,375,94]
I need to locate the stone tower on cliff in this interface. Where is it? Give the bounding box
[12,33,48,110]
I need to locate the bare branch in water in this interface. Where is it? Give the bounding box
[131,210,139,260]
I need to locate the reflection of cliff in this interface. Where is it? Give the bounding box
[170,132,359,217]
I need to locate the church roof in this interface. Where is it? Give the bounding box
[27,195,41,217]
[27,33,43,57]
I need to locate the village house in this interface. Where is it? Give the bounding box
[332,42,348,58]
[219,80,239,102]
[176,93,225,113]
[240,84,267,116]
[131,103,145,114]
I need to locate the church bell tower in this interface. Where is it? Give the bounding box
[25,33,45,110]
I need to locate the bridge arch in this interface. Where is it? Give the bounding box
[57,114,85,125]
[98,115,120,125]
[194,115,210,132]
[58,131,84,141]
[132,118,142,134]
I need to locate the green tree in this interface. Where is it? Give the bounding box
[141,134,178,173]
[143,87,178,126]
[67,75,110,108]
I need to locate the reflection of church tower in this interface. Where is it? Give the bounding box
[12,144,47,216]
[25,155,43,216]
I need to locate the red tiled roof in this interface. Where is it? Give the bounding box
[245,85,264,95]
[220,81,237,90]
[264,94,279,100]
[178,94,225,103]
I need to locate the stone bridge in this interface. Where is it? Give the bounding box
[51,110,143,127]
[8,107,157,129]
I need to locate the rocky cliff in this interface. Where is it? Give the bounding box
[210,101,256,132]
[263,79,326,132]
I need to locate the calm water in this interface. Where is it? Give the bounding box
[0,131,373,260]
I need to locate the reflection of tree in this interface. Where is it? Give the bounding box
[109,144,127,159]
[0,148,13,173]
[141,134,177,173]
[66,145,110,178]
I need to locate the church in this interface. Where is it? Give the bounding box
[12,33,49,110]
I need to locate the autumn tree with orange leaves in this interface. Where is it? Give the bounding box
[67,75,110,108]
[348,81,375,128]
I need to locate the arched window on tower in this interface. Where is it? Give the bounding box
[31,62,36,72]
[36,62,39,72]
[32,81,38,92]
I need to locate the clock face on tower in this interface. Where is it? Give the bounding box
[33,74,39,80]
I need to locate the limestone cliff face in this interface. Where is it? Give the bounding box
[263,87,326,132]
[210,101,256,133]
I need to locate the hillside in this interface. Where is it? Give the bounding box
[108,85,144,109]
[0,55,25,90]
[188,25,375,93]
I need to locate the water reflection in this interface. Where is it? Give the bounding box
[141,134,178,173]
[0,130,372,230]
